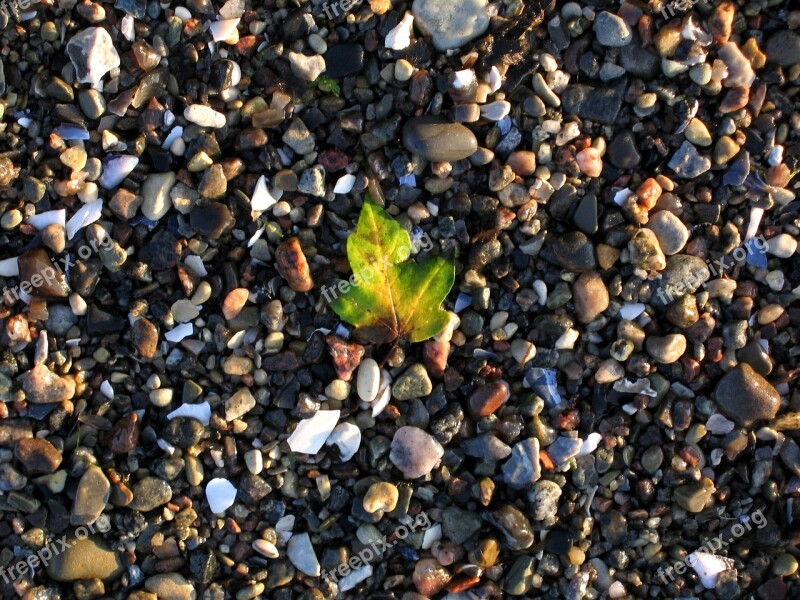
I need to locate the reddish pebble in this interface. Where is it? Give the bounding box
[423,340,450,378]
[575,147,602,177]
[275,237,314,292]
[412,558,451,596]
[326,335,365,381]
[14,438,62,474]
[636,177,662,210]
[107,413,140,454]
[222,288,249,320]
[468,380,510,418]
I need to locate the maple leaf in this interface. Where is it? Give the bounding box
[329,201,455,344]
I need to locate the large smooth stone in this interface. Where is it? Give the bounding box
[402,116,477,162]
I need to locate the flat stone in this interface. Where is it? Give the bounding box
[650,254,711,307]
[225,388,256,421]
[190,202,234,240]
[766,30,800,67]
[647,210,689,255]
[17,248,70,298]
[145,573,197,600]
[412,0,490,51]
[392,363,432,400]
[674,477,715,513]
[402,116,478,162]
[573,194,598,234]
[607,130,641,169]
[502,438,541,489]
[562,79,626,125]
[19,364,76,404]
[594,12,631,47]
[46,535,124,582]
[668,141,711,179]
[324,44,364,78]
[287,532,320,577]
[71,465,110,526]
[141,172,176,221]
[573,271,609,323]
[442,506,482,545]
[714,363,780,427]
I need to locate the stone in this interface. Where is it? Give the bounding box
[107,413,140,454]
[502,438,541,489]
[325,422,361,461]
[607,130,641,169]
[668,141,711,179]
[645,334,687,364]
[285,51,326,81]
[527,480,562,521]
[402,116,478,162]
[650,254,711,307]
[71,465,110,526]
[765,30,800,67]
[14,438,62,474]
[390,426,444,479]
[684,118,712,147]
[141,172,176,221]
[66,27,120,86]
[594,12,631,47]
[412,0,490,51]
[412,558,451,596]
[714,364,780,427]
[562,79,626,125]
[276,237,314,292]
[573,194,598,234]
[674,477,715,513]
[363,482,399,513]
[647,210,689,255]
[145,573,197,600]
[17,248,70,298]
[324,44,364,78]
[573,271,609,323]
[357,358,380,402]
[468,380,510,418]
[189,203,234,240]
[184,104,226,128]
[287,533,320,577]
[442,506,482,545]
[225,388,256,421]
[393,363,433,400]
[766,233,797,258]
[129,476,173,512]
[46,535,124,582]
[551,231,596,271]
[486,504,534,550]
[19,364,76,404]
[718,41,756,88]
[132,318,159,359]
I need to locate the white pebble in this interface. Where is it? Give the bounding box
[357,358,380,402]
[333,174,356,194]
[206,478,238,513]
[385,12,414,50]
[184,105,227,129]
[325,422,361,462]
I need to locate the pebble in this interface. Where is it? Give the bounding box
[363,482,399,513]
[684,118,712,147]
[412,558,451,596]
[141,172,176,220]
[766,233,797,258]
[573,271,609,323]
[14,438,62,474]
[324,44,364,78]
[551,231,596,271]
[645,334,687,364]
[71,465,110,525]
[501,438,541,489]
[668,141,711,179]
[129,476,173,512]
[275,237,314,292]
[718,41,756,88]
[46,535,125,582]
[144,573,197,600]
[647,210,689,255]
[607,130,641,169]
[20,364,76,403]
[674,477,715,513]
[225,388,256,421]
[402,116,477,162]
[411,0,489,51]
[575,147,602,177]
[390,426,444,479]
[132,318,159,359]
[357,358,380,402]
[714,363,780,427]
[392,363,432,400]
[765,30,800,67]
[285,51,326,81]
[66,27,120,86]
[287,532,321,577]
[189,202,235,239]
[468,380,510,418]
[562,80,626,125]
[205,478,237,514]
[594,12,632,47]
[184,105,226,128]
[527,479,562,521]
[487,504,534,550]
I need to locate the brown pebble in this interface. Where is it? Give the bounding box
[326,335,365,381]
[423,340,449,378]
[106,413,140,454]
[14,437,62,474]
[275,237,314,292]
[573,271,609,323]
[222,288,249,320]
[132,318,159,359]
[468,380,510,418]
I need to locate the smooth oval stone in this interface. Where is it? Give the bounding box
[468,380,510,418]
[402,116,477,162]
[714,363,780,427]
[14,438,62,474]
[551,231,596,271]
[486,504,534,550]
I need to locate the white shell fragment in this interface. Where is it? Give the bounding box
[0,257,20,277]
[385,12,414,50]
[325,422,361,462]
[99,155,139,189]
[27,209,66,230]
[206,478,238,513]
[250,175,278,211]
[287,410,340,455]
[210,18,240,43]
[333,174,356,194]
[689,552,734,589]
[165,323,193,343]
[66,200,103,240]
[167,401,212,426]
[619,303,646,320]
[100,381,114,399]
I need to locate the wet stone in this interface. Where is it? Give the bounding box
[14,438,62,474]
[71,465,110,526]
[468,380,510,418]
[551,231,596,271]
[129,476,173,512]
[17,248,70,298]
[486,504,534,551]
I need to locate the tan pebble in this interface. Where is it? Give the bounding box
[222,288,249,320]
